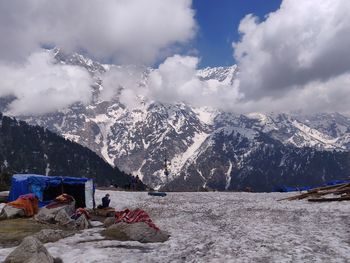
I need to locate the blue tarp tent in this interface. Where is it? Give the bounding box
[8,174,95,208]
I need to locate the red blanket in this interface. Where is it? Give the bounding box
[115,208,159,230]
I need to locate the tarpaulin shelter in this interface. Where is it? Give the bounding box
[8,174,95,208]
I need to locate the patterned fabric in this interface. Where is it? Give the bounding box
[7,193,39,216]
[115,208,160,230]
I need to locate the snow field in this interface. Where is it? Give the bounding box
[0,190,349,262]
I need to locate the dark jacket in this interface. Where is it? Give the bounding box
[102,196,110,208]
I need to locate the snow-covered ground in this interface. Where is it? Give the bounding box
[1,190,349,263]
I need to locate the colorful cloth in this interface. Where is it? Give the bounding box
[115,208,159,230]
[46,194,75,209]
[7,193,39,216]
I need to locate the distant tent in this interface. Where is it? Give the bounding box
[274,179,350,192]
[274,185,313,192]
[8,174,95,208]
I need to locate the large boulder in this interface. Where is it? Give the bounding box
[33,229,75,243]
[54,209,76,229]
[35,202,90,230]
[103,222,170,243]
[0,205,25,220]
[74,214,90,230]
[3,236,55,263]
[35,202,75,224]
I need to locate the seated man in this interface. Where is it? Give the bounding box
[99,193,110,208]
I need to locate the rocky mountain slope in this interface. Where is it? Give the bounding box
[6,49,350,191]
[0,113,141,189]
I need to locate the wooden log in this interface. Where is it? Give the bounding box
[308,196,350,202]
[278,183,350,201]
[307,183,349,193]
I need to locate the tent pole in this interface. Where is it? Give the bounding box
[61,178,64,194]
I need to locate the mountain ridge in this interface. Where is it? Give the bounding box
[0,113,143,190]
[3,49,350,191]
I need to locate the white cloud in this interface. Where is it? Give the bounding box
[0,0,196,115]
[101,66,147,108]
[147,55,244,109]
[227,73,350,115]
[232,0,350,113]
[0,0,196,64]
[0,52,93,115]
[102,0,350,114]
[101,55,242,109]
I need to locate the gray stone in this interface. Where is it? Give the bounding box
[34,202,90,230]
[35,202,75,224]
[35,202,77,230]
[74,215,90,230]
[103,217,115,228]
[3,236,54,263]
[54,209,75,229]
[0,205,25,219]
[103,222,170,243]
[33,229,75,243]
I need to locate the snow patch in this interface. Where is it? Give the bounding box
[62,133,81,142]
[193,107,218,125]
[170,132,210,178]
[225,160,233,190]
[45,162,50,176]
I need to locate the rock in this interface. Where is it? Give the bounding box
[35,202,75,224]
[35,202,79,230]
[3,236,54,263]
[33,229,75,243]
[103,222,170,243]
[0,205,25,219]
[54,258,64,263]
[35,202,91,230]
[95,208,115,217]
[103,217,115,228]
[54,209,75,229]
[74,215,90,230]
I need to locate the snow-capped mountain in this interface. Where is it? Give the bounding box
[8,49,350,191]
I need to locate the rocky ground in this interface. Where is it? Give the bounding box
[0,190,350,262]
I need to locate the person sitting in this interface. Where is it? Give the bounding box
[98,193,110,209]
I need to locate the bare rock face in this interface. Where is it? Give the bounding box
[3,236,54,263]
[103,222,170,243]
[0,205,25,220]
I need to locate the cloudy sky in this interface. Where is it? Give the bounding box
[0,0,349,115]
